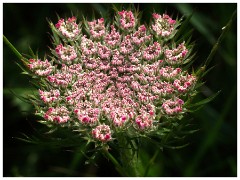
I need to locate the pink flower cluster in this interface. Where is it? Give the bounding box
[39,89,60,103]
[164,43,188,65]
[105,25,121,47]
[143,42,161,60]
[28,59,53,76]
[47,71,72,88]
[55,44,77,64]
[55,16,80,39]
[173,74,196,93]
[162,98,184,115]
[88,18,105,39]
[118,10,136,30]
[152,13,176,37]
[29,10,197,143]
[44,106,70,124]
[92,124,111,142]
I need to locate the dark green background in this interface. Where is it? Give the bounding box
[3,3,237,177]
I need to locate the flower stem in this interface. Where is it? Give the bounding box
[3,35,23,60]
[204,9,236,68]
[118,136,142,177]
[144,148,160,176]
[101,148,127,176]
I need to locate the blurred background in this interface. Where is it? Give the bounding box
[3,3,237,177]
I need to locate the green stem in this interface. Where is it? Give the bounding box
[144,148,160,177]
[102,148,126,176]
[69,145,86,171]
[118,136,142,177]
[204,9,236,68]
[3,35,23,60]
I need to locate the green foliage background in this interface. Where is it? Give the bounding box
[3,3,237,177]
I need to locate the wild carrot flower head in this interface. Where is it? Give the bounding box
[25,9,198,146]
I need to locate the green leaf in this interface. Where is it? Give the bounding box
[5,88,31,104]
[141,135,164,150]
[186,91,221,108]
[15,62,28,73]
[199,65,216,78]
[182,51,196,66]
[176,129,200,135]
[28,46,37,59]
[174,11,193,41]
[163,143,189,149]
[3,35,24,60]
[187,105,204,112]
[49,20,61,45]
[176,29,194,45]
[14,133,38,144]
